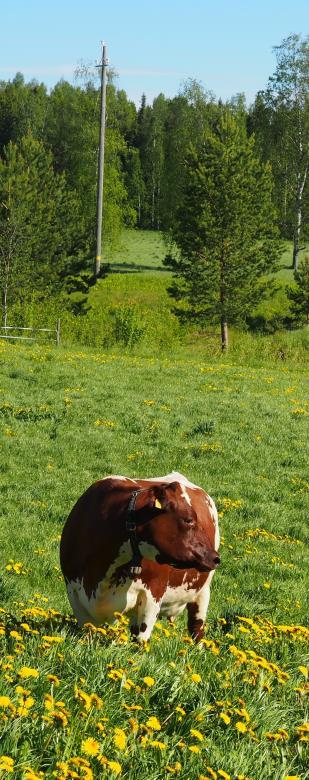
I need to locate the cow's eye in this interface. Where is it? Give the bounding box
[183,516,194,525]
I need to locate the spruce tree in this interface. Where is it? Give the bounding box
[165,111,282,350]
[287,257,309,325]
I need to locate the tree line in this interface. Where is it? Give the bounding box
[0,33,308,345]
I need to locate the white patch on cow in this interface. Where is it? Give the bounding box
[101,475,137,482]
[65,537,162,634]
[207,495,220,550]
[134,585,161,641]
[159,580,198,618]
[180,486,192,506]
[139,472,200,489]
[192,575,215,623]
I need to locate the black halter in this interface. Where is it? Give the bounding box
[125,490,144,577]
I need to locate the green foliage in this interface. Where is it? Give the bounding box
[0,135,82,321]
[250,34,309,268]
[0,340,308,779]
[165,110,282,346]
[287,255,309,324]
[0,72,48,150]
[45,80,130,250]
[111,304,147,347]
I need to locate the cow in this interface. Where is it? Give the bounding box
[60,472,220,643]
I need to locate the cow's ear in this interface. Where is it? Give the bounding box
[152,483,180,512]
[144,487,167,511]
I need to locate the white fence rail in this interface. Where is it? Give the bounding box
[0,319,60,346]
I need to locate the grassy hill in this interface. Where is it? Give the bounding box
[8,229,308,357]
[0,338,308,780]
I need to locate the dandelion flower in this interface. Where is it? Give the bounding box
[219,713,231,725]
[81,737,100,757]
[107,760,122,775]
[146,716,161,730]
[114,728,126,751]
[18,667,39,679]
[143,676,155,687]
[190,728,204,742]
[0,756,14,773]
[235,721,247,733]
[166,762,182,773]
[191,673,202,683]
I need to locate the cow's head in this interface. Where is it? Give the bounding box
[135,481,220,572]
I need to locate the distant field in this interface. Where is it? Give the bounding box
[108,229,168,271]
[107,229,306,278]
[0,340,308,780]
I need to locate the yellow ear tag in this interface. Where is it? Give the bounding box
[155,498,162,509]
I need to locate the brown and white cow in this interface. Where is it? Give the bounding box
[60,472,220,643]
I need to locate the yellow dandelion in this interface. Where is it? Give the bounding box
[107,760,122,775]
[113,728,126,751]
[200,777,216,780]
[218,772,231,780]
[188,745,201,753]
[219,712,231,725]
[205,769,218,780]
[146,716,161,730]
[18,666,39,679]
[81,737,100,757]
[265,731,285,741]
[149,740,166,750]
[46,674,60,686]
[191,673,202,683]
[190,728,204,742]
[298,666,308,679]
[0,696,15,712]
[235,721,247,733]
[143,676,155,687]
[166,762,182,773]
[10,630,23,640]
[24,770,45,780]
[0,756,14,773]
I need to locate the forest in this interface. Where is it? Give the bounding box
[0,33,308,348]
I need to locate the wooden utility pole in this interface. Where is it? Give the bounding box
[94,43,108,278]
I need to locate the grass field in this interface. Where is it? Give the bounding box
[108,230,168,272]
[0,339,308,780]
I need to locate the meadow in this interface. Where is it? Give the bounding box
[0,337,308,780]
[9,229,308,351]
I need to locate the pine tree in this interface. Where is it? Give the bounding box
[165,111,282,350]
[287,256,309,324]
[0,135,82,324]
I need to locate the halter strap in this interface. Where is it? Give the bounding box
[125,490,143,577]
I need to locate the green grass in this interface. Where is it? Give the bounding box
[0,339,308,780]
[107,229,168,272]
[8,230,309,351]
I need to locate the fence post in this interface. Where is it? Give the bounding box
[56,319,61,347]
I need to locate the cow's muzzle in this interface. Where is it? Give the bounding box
[195,551,221,572]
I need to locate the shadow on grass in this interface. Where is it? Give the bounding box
[107,262,169,274]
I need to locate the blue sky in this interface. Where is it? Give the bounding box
[0,0,307,105]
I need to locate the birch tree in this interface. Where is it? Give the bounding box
[252,35,309,270]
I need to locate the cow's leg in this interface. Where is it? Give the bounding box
[187,575,214,643]
[66,585,94,627]
[130,589,161,642]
